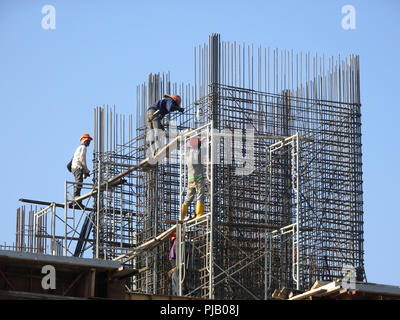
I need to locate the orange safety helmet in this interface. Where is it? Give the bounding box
[171,95,181,106]
[164,94,181,107]
[80,133,93,142]
[188,137,201,148]
[170,232,176,242]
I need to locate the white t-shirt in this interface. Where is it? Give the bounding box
[71,145,87,170]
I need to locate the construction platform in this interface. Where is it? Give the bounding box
[0,249,129,299]
[0,249,205,300]
[288,280,400,300]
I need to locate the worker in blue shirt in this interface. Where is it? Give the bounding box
[146,94,184,155]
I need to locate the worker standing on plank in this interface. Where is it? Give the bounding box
[146,94,184,156]
[181,137,205,220]
[71,133,93,201]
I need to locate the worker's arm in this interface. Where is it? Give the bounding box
[81,147,90,175]
[82,162,90,174]
[167,99,184,113]
[152,109,160,118]
[168,266,177,278]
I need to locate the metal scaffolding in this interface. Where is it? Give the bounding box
[11,33,364,300]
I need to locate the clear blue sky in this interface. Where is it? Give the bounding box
[0,0,399,286]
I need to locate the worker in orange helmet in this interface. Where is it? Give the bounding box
[146,94,184,155]
[71,133,93,201]
[181,137,205,220]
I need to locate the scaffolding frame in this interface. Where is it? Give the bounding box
[265,133,301,297]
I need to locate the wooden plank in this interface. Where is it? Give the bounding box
[19,199,64,209]
[19,198,97,212]
[310,280,330,290]
[111,266,148,279]
[113,225,177,263]
[313,286,342,298]
[289,287,327,300]
[75,136,181,203]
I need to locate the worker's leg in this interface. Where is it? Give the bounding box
[195,178,205,204]
[171,268,179,296]
[195,202,205,218]
[183,180,196,219]
[146,110,164,160]
[181,203,188,220]
[152,116,163,131]
[195,178,206,217]
[151,116,163,155]
[146,110,155,147]
[72,168,83,199]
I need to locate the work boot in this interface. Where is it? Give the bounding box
[181,204,188,220]
[195,202,204,218]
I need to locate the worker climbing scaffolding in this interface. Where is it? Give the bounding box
[181,137,206,220]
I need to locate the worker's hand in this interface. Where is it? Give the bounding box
[151,110,161,120]
[83,169,90,179]
[179,108,184,113]
[168,266,177,278]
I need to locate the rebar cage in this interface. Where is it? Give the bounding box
[129,81,363,298]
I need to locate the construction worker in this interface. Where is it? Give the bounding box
[168,232,179,295]
[181,137,205,220]
[146,94,184,155]
[71,133,93,201]
[168,231,196,296]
